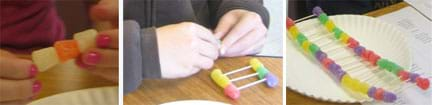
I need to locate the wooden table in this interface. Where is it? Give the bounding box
[286,2,409,105]
[16,55,118,99]
[124,57,283,105]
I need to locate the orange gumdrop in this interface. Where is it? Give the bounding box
[54,40,80,62]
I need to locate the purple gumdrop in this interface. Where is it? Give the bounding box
[265,73,278,88]
[312,6,323,16]
[368,87,377,98]
[329,63,341,72]
[331,68,346,81]
[410,73,419,83]
[315,50,327,62]
[354,46,365,56]
[383,91,397,102]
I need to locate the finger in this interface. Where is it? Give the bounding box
[94,21,117,31]
[97,29,118,49]
[90,0,118,22]
[85,67,118,82]
[188,67,201,76]
[0,49,16,58]
[198,40,219,60]
[178,67,200,78]
[220,16,258,54]
[0,79,40,102]
[223,39,265,57]
[192,24,220,48]
[240,39,265,55]
[214,14,237,39]
[0,98,32,105]
[0,57,38,79]
[79,48,118,68]
[194,55,214,70]
[222,28,266,57]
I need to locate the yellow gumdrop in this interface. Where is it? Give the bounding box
[325,20,335,31]
[210,69,231,88]
[250,58,262,71]
[350,78,361,92]
[358,82,370,95]
[340,33,350,44]
[73,29,98,52]
[341,75,352,89]
[32,47,60,72]
[288,26,299,39]
[301,41,311,53]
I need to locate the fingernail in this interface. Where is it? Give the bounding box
[217,40,222,47]
[83,52,101,65]
[75,56,91,68]
[96,34,111,48]
[32,80,42,94]
[28,65,39,78]
[220,46,226,55]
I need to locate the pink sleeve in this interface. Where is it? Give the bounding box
[0,0,65,53]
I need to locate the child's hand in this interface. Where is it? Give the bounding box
[214,9,267,57]
[0,50,41,104]
[156,22,220,79]
[76,30,119,82]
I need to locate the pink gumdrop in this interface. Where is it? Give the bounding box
[416,77,430,90]
[224,84,240,99]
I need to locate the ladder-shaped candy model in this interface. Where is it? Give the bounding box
[31,29,98,72]
[287,17,397,102]
[311,7,430,91]
[210,58,278,99]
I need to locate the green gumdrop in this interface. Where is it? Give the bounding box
[388,62,403,75]
[257,66,269,79]
[385,62,396,72]
[309,44,320,54]
[392,68,402,75]
[333,28,343,39]
[318,13,328,24]
[296,34,307,45]
[377,59,388,70]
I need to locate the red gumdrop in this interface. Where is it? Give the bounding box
[347,38,359,48]
[321,58,334,70]
[398,70,410,81]
[368,51,381,66]
[416,77,430,90]
[375,88,384,100]
[286,18,295,28]
[361,50,372,61]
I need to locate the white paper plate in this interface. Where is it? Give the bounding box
[161,100,229,105]
[28,86,118,105]
[286,15,411,103]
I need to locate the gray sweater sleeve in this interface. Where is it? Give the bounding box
[123,20,161,94]
[210,0,270,28]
